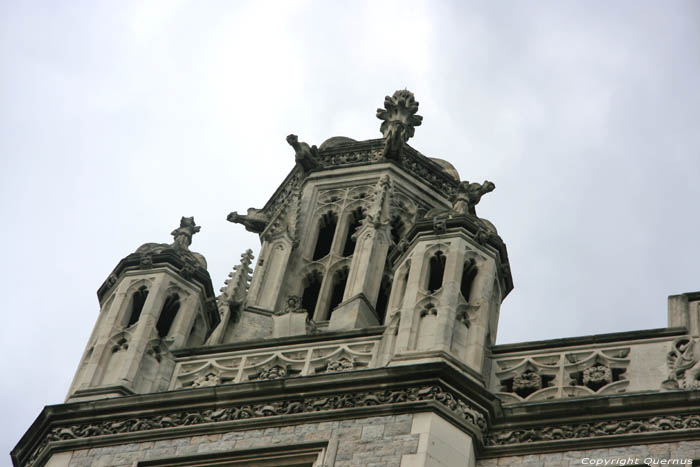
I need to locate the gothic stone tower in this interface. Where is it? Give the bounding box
[14,92,700,467]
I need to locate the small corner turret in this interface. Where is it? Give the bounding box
[67,217,219,401]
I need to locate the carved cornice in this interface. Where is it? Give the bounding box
[484,411,700,456]
[261,140,459,217]
[16,380,487,467]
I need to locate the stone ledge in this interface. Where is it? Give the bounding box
[492,326,687,354]
[12,362,493,467]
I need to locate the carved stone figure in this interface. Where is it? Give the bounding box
[287,134,319,172]
[663,337,700,389]
[227,208,269,234]
[453,180,495,216]
[376,90,423,159]
[171,216,200,250]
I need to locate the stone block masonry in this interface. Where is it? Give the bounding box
[48,415,419,467]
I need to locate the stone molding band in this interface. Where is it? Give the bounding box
[20,376,700,466]
[485,413,700,448]
[22,383,485,467]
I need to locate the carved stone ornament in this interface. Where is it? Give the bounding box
[26,384,485,466]
[227,208,269,234]
[287,134,320,172]
[139,254,153,269]
[486,413,700,447]
[250,364,291,381]
[582,364,612,389]
[453,180,495,216]
[171,216,201,250]
[133,217,207,269]
[663,337,700,390]
[376,90,423,159]
[325,357,356,373]
[512,370,543,393]
[191,371,221,388]
[179,263,196,281]
[286,295,308,314]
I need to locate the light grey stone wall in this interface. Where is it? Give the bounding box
[61,415,418,467]
[223,309,273,341]
[478,441,700,467]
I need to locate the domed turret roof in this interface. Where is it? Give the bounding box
[318,136,357,151]
[429,157,460,182]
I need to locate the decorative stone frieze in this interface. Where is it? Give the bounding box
[495,348,631,402]
[486,413,700,447]
[24,382,486,467]
[170,339,379,389]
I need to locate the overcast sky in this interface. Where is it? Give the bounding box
[2,0,699,459]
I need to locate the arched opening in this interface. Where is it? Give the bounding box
[427,251,446,293]
[392,261,411,311]
[127,286,149,327]
[390,215,405,245]
[312,212,338,260]
[342,208,365,257]
[328,267,349,317]
[301,271,323,318]
[156,293,180,338]
[187,315,206,347]
[375,275,392,324]
[460,259,478,303]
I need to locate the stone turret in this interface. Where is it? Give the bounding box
[66,217,219,401]
[383,181,512,377]
[221,90,512,374]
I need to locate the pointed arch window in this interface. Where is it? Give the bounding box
[157,293,180,338]
[375,275,392,324]
[127,286,149,327]
[301,271,323,319]
[342,208,365,257]
[390,215,406,246]
[460,258,478,303]
[427,251,446,293]
[312,212,338,260]
[328,267,349,316]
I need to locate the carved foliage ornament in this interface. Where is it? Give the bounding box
[376,90,423,159]
[27,384,485,466]
[486,413,700,447]
[663,337,700,390]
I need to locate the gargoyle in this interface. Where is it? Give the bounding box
[287,134,319,172]
[453,180,495,216]
[376,90,423,159]
[227,208,269,234]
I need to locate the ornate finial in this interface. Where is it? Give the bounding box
[452,181,495,216]
[376,90,423,159]
[287,134,319,172]
[227,208,269,234]
[171,217,200,250]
